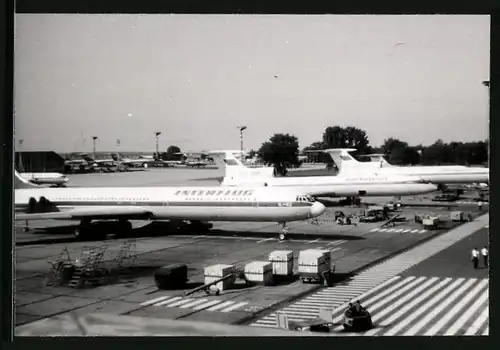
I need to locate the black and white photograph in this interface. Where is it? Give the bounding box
[12,14,489,336]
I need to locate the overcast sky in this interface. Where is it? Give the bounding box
[14,14,490,153]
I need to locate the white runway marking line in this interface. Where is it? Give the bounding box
[386,278,465,336]
[327,240,347,246]
[139,295,170,307]
[154,296,183,306]
[256,238,275,244]
[370,277,454,336]
[206,300,235,311]
[444,288,489,335]
[366,227,426,234]
[250,214,490,331]
[423,279,488,336]
[464,304,489,336]
[192,300,221,311]
[178,298,210,308]
[221,301,249,313]
[403,278,476,336]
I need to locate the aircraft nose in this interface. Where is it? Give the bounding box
[310,201,326,217]
[424,183,438,192]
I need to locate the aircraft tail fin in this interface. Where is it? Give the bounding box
[322,148,363,176]
[14,170,41,189]
[208,150,274,185]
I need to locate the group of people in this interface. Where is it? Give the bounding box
[471,246,488,269]
[345,301,367,317]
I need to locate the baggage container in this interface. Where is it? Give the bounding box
[423,216,439,228]
[268,250,294,276]
[204,264,236,291]
[244,261,274,285]
[298,250,334,285]
[154,264,188,290]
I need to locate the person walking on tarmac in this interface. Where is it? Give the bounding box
[471,248,479,269]
[481,246,488,267]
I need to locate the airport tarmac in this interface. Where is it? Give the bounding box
[14,168,489,334]
[250,215,489,336]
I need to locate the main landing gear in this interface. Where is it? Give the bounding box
[171,220,213,234]
[278,221,289,241]
[73,219,133,241]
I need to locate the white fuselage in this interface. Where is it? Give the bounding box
[343,164,489,184]
[20,173,69,186]
[14,186,325,222]
[221,174,437,197]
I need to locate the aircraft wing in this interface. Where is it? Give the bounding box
[15,207,154,221]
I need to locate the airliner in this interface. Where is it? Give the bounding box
[19,172,69,187]
[362,153,468,172]
[209,150,275,180]
[325,149,489,185]
[14,171,325,241]
[209,151,438,198]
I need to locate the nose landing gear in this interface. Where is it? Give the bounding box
[278,221,289,241]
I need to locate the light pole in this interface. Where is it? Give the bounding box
[92,136,98,159]
[18,139,24,172]
[482,80,490,166]
[238,126,247,152]
[155,132,162,158]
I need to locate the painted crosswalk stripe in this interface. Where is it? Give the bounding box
[221,301,249,312]
[465,305,489,336]
[444,288,489,335]
[402,229,412,233]
[370,228,379,232]
[140,295,170,307]
[179,298,209,308]
[368,278,453,336]
[256,238,275,244]
[404,279,477,336]
[424,280,488,336]
[192,300,221,311]
[386,278,465,336]
[333,277,431,330]
[154,296,183,306]
[251,214,489,331]
[207,300,235,311]
[165,298,195,307]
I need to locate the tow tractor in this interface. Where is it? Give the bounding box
[342,307,373,332]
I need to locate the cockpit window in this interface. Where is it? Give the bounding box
[223,159,238,166]
[305,195,315,202]
[296,195,315,202]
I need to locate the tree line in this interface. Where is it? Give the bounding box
[256,126,488,175]
[108,125,486,176]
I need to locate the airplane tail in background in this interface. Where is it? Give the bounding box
[322,148,376,176]
[208,150,274,185]
[14,170,41,189]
